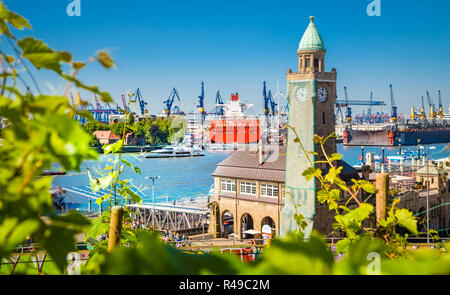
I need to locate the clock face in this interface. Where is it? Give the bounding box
[296,87,308,102]
[318,87,328,103]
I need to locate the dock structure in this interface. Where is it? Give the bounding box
[127,203,209,233]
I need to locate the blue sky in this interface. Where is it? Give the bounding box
[6,0,450,115]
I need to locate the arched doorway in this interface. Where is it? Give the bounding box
[221,210,234,238]
[241,213,254,239]
[261,216,276,239]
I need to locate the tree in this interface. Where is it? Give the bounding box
[127,112,135,125]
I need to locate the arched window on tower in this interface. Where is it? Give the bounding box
[314,58,319,70]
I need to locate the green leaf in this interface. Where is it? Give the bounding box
[302,167,316,181]
[103,139,123,154]
[4,55,14,64]
[17,37,63,73]
[330,153,343,161]
[0,218,39,257]
[61,74,113,103]
[336,238,352,254]
[43,227,76,272]
[395,208,418,235]
[355,180,376,194]
[121,187,142,204]
[96,52,115,69]
[325,166,342,184]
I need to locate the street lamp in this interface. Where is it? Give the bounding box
[361,146,365,165]
[145,176,160,227]
[419,145,436,244]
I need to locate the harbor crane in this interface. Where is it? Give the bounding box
[438,90,444,119]
[426,90,437,119]
[262,81,274,132]
[262,82,278,116]
[368,92,373,117]
[420,96,426,120]
[335,88,386,124]
[126,89,148,115]
[215,91,224,116]
[135,88,149,115]
[269,90,278,116]
[263,81,270,117]
[389,84,398,123]
[163,87,181,117]
[344,86,352,123]
[197,82,206,123]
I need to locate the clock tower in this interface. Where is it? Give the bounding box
[280,16,337,237]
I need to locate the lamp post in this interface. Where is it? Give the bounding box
[361,146,365,165]
[417,139,421,159]
[398,138,402,155]
[419,145,436,244]
[145,176,160,227]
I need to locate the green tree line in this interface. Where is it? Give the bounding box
[82,115,185,146]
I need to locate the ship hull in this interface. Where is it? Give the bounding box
[209,118,261,144]
[343,127,450,146]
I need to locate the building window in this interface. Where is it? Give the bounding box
[260,184,279,198]
[221,179,236,193]
[314,58,319,68]
[322,112,326,124]
[240,182,256,195]
[305,58,310,68]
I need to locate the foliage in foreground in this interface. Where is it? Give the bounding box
[80,230,450,275]
[0,1,115,272]
[1,2,449,275]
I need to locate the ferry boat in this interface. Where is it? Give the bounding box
[145,145,203,158]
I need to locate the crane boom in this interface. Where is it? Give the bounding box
[163,88,181,117]
[215,91,224,116]
[426,90,436,119]
[263,81,270,116]
[344,86,352,123]
[438,90,444,119]
[269,90,277,115]
[197,82,205,122]
[135,88,148,115]
[389,84,398,123]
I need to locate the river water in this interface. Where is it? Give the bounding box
[52,143,449,211]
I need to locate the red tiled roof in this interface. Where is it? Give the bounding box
[93,130,120,140]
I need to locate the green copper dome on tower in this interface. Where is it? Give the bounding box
[298,16,325,51]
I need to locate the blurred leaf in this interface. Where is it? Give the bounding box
[96,52,115,69]
[0,218,39,257]
[103,140,123,154]
[17,37,64,73]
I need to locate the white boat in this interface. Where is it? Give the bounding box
[145,145,204,158]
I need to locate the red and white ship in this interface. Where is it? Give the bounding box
[208,93,261,145]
